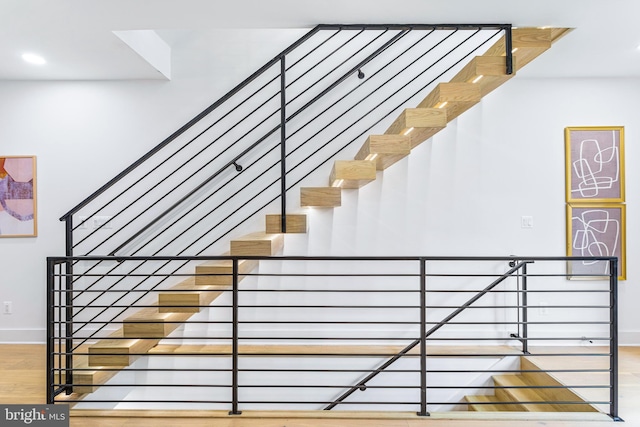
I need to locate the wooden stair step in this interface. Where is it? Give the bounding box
[72,356,121,394]
[158,277,229,313]
[519,357,598,412]
[88,329,160,367]
[122,306,192,338]
[265,214,307,234]
[230,232,284,256]
[493,374,558,412]
[300,187,341,208]
[354,135,411,170]
[329,160,376,189]
[450,55,516,97]
[417,82,481,123]
[194,257,259,286]
[55,346,122,394]
[464,394,520,412]
[385,108,447,149]
[484,28,570,71]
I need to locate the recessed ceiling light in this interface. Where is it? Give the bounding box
[22,53,46,65]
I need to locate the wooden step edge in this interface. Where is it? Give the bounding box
[55,352,123,394]
[354,134,411,171]
[194,257,259,286]
[416,82,481,123]
[449,55,517,97]
[464,394,520,412]
[122,305,193,338]
[230,232,284,256]
[482,28,571,70]
[88,329,160,366]
[300,187,341,208]
[520,357,600,412]
[493,374,559,412]
[265,214,307,234]
[329,160,377,189]
[384,108,447,149]
[158,285,227,314]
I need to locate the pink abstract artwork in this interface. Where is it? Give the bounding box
[0,156,37,237]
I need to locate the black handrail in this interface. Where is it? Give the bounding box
[324,260,533,410]
[60,24,513,261]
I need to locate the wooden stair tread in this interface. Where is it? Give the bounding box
[230,232,284,256]
[300,187,341,207]
[354,135,411,170]
[464,394,520,412]
[265,214,307,233]
[450,55,516,97]
[493,374,561,412]
[483,28,571,71]
[158,276,230,313]
[88,329,160,367]
[384,108,447,149]
[416,82,481,123]
[329,160,376,189]
[519,357,599,412]
[194,257,258,286]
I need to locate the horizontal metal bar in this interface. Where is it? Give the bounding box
[47,255,618,262]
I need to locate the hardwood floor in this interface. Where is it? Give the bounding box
[1,344,638,426]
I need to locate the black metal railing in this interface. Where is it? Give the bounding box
[47,255,620,420]
[52,26,515,389]
[59,24,512,260]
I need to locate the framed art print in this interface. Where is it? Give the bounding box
[565,126,625,203]
[566,203,625,280]
[0,156,37,237]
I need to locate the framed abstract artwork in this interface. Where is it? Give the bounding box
[566,203,626,280]
[0,156,37,237]
[565,126,625,203]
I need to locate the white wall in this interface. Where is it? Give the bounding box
[0,37,638,343]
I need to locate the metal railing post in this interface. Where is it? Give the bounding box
[418,259,429,416]
[46,258,55,404]
[229,258,242,415]
[279,55,288,234]
[521,263,529,354]
[609,259,622,421]
[504,25,513,75]
[64,219,74,395]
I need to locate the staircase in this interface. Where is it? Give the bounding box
[464,356,598,412]
[47,26,611,417]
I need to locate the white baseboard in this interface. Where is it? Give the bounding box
[0,328,46,344]
[619,330,640,346]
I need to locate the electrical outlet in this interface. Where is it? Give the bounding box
[3,301,12,315]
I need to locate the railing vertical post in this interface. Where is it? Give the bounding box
[229,258,242,415]
[64,218,74,395]
[279,55,288,233]
[504,25,514,75]
[609,259,622,421]
[418,258,429,416]
[46,258,55,404]
[521,263,529,354]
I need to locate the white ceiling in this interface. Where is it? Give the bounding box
[2,0,640,80]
